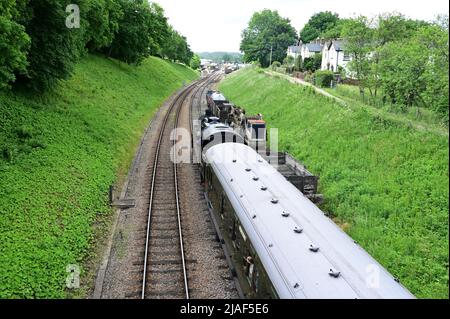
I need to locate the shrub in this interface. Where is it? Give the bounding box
[304,72,314,83]
[0,0,30,89]
[303,53,322,72]
[271,61,281,70]
[14,0,85,91]
[314,70,334,87]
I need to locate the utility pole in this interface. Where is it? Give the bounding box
[269,45,273,67]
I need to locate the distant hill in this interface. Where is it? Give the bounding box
[198,52,243,63]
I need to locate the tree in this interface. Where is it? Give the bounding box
[414,21,449,117]
[303,53,322,72]
[83,0,123,52]
[240,9,297,67]
[300,11,339,43]
[14,0,86,91]
[422,15,449,118]
[379,39,427,109]
[0,0,30,89]
[341,16,375,98]
[375,13,429,46]
[161,26,193,65]
[320,18,350,39]
[190,54,201,70]
[106,0,154,64]
[294,55,303,71]
[146,2,170,57]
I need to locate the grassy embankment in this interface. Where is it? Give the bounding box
[219,67,449,299]
[0,54,198,298]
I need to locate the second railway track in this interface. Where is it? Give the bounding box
[141,76,212,299]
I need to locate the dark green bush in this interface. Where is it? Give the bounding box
[314,70,334,87]
[15,0,85,91]
[0,0,30,89]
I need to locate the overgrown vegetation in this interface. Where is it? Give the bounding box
[340,14,449,122]
[0,54,198,298]
[314,70,334,87]
[220,68,449,299]
[0,0,195,91]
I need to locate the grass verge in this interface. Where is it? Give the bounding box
[0,54,198,298]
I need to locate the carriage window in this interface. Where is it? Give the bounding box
[231,220,237,241]
[245,256,254,286]
[253,268,259,293]
[220,195,224,218]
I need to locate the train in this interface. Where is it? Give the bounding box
[206,91,267,152]
[198,111,415,299]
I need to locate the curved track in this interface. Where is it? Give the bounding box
[141,76,211,299]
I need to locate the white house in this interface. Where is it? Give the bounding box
[321,39,352,73]
[287,44,301,59]
[300,42,323,60]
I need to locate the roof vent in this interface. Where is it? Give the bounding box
[268,243,273,248]
[253,176,259,181]
[260,186,267,191]
[309,245,319,252]
[329,269,340,278]
[281,211,290,217]
[258,159,263,163]
[293,283,300,289]
[245,168,251,172]
[232,159,237,163]
[252,214,256,219]
[230,178,233,182]
[271,198,278,204]
[294,227,303,234]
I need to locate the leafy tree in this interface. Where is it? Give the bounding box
[378,39,427,109]
[375,13,429,45]
[83,0,123,52]
[421,16,449,118]
[0,0,30,89]
[106,0,154,64]
[314,70,334,87]
[161,26,193,65]
[320,18,350,39]
[300,11,339,42]
[341,16,375,97]
[190,54,201,70]
[283,55,295,73]
[146,2,170,57]
[303,53,322,72]
[14,0,85,91]
[240,9,297,67]
[294,55,303,71]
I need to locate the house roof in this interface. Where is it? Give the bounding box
[288,45,301,53]
[305,43,323,52]
[332,40,346,51]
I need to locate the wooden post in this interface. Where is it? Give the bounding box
[109,185,114,204]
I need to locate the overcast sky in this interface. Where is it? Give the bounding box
[155,0,449,52]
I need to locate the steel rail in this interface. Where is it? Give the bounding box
[141,77,209,299]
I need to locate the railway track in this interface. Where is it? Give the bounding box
[140,76,210,299]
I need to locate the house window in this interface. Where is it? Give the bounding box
[343,53,350,61]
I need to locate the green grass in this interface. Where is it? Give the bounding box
[220,68,449,299]
[324,84,447,129]
[0,54,198,298]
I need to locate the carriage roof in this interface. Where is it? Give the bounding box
[204,143,414,299]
